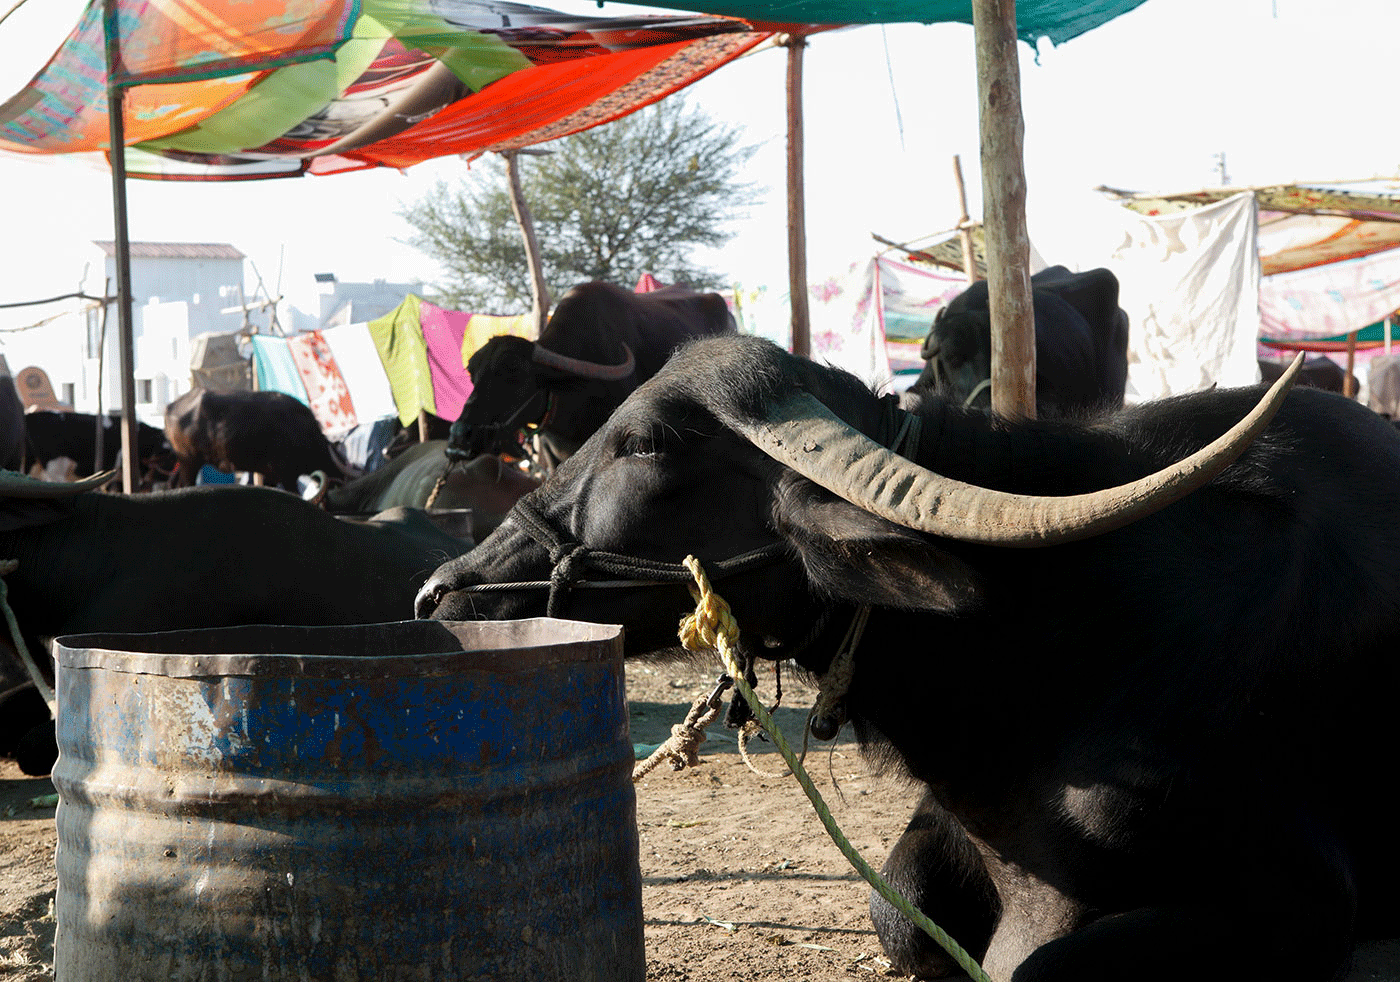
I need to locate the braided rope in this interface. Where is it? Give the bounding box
[632,689,724,781]
[425,457,459,510]
[736,719,789,778]
[678,555,991,982]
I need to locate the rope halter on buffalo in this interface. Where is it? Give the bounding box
[677,555,992,982]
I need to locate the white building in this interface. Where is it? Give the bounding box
[4,241,254,426]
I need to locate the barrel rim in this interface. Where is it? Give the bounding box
[54,618,624,679]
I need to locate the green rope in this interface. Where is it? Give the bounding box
[679,556,991,982]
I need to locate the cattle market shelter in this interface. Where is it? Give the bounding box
[1,0,1150,487]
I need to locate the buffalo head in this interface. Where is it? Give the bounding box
[419,335,1295,660]
[916,267,1130,417]
[448,335,635,462]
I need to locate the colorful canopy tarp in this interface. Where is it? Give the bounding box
[593,0,1148,44]
[1260,318,1398,353]
[0,0,770,180]
[250,298,533,436]
[1104,182,1400,277]
[734,255,969,388]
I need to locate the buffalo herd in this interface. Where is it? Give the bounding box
[4,276,1399,980]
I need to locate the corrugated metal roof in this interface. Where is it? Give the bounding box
[92,241,245,260]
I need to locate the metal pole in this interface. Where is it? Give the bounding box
[94,277,110,475]
[972,0,1035,419]
[785,35,810,359]
[103,0,140,492]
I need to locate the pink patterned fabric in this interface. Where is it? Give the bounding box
[287,330,358,438]
[419,300,475,422]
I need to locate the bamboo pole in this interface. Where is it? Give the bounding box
[102,0,140,492]
[971,0,1035,419]
[785,35,810,359]
[951,155,979,284]
[503,149,552,337]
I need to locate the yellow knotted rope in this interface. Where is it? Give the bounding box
[678,555,992,982]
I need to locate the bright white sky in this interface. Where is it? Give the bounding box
[2,0,1397,345]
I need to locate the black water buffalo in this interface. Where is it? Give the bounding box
[0,473,472,775]
[318,440,539,540]
[23,410,172,481]
[165,388,358,491]
[915,265,1129,417]
[449,280,735,472]
[0,373,23,472]
[418,335,1400,982]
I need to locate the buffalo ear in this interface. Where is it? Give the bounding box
[771,474,983,615]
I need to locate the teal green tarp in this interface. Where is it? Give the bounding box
[1260,319,1398,352]
[593,0,1149,45]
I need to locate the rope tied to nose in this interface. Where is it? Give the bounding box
[675,554,992,982]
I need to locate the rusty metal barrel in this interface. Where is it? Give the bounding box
[51,619,642,982]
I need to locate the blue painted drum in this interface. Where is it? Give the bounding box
[51,619,641,982]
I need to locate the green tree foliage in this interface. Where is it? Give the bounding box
[399,97,759,312]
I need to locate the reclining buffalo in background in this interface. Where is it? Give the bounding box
[23,409,173,484]
[449,280,735,472]
[0,473,472,775]
[419,334,1400,982]
[915,265,1130,417]
[1259,353,1355,395]
[0,371,22,473]
[164,388,360,491]
[316,440,539,541]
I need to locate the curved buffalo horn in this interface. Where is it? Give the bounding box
[0,469,115,498]
[733,353,1304,548]
[531,343,636,381]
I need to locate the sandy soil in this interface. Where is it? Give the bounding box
[3,660,1399,981]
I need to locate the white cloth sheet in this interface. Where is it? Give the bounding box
[1099,191,1261,402]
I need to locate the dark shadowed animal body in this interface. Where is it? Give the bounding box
[418,335,1400,982]
[23,410,172,479]
[915,265,1129,416]
[449,280,735,472]
[164,388,357,491]
[0,477,472,775]
[0,374,23,472]
[380,412,453,461]
[1259,354,1354,394]
[321,440,539,541]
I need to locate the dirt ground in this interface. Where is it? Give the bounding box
[3,660,1400,981]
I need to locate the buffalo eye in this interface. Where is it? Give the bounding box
[617,432,659,459]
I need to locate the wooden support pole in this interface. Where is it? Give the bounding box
[951,155,979,284]
[102,0,140,491]
[785,35,810,359]
[503,149,551,337]
[1345,331,1358,399]
[972,0,1035,419]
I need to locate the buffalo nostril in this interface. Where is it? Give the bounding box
[414,582,446,619]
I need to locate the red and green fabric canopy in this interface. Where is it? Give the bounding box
[589,0,1149,44]
[0,0,772,180]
